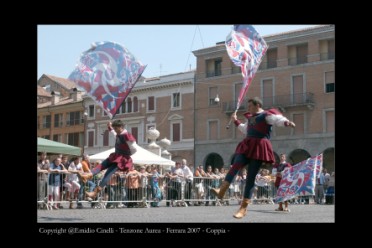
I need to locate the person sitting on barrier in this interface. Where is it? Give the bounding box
[86,120,137,200]
[65,156,81,208]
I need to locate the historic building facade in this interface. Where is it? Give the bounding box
[83,71,195,164]
[37,88,85,149]
[193,25,335,172]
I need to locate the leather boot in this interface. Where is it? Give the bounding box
[211,181,230,199]
[275,202,283,211]
[233,198,250,219]
[85,186,102,200]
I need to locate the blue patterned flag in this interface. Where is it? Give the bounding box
[225,25,267,109]
[68,41,146,119]
[274,153,323,203]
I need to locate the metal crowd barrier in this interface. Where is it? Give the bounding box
[38,172,284,210]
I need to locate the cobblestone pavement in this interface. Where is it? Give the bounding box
[38,202,334,223]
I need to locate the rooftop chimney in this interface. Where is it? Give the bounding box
[51,91,60,105]
[71,88,82,102]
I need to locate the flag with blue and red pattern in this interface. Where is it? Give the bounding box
[68,41,146,119]
[225,25,268,109]
[274,153,323,203]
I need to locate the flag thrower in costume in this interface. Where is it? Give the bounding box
[274,153,323,203]
[68,41,146,119]
[225,25,268,129]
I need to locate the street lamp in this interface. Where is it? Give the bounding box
[83,111,88,155]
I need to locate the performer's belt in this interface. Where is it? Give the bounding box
[115,150,131,155]
[246,134,268,139]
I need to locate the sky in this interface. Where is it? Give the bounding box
[38,25,318,80]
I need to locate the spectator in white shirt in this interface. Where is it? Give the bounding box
[182,159,193,206]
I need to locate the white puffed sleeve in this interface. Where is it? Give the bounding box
[128,141,138,155]
[265,114,289,127]
[109,129,116,136]
[237,122,248,134]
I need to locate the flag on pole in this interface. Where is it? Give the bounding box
[68,41,146,119]
[225,25,268,109]
[274,153,323,203]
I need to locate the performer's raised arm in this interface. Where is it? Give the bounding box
[265,109,295,127]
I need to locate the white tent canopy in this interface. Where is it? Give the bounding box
[89,145,175,169]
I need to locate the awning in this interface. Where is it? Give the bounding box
[90,144,175,168]
[37,137,81,156]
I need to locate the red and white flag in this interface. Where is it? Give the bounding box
[226,25,268,109]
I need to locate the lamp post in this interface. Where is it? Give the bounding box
[83,111,88,155]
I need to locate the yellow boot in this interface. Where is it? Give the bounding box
[211,181,230,199]
[85,186,102,200]
[233,198,250,219]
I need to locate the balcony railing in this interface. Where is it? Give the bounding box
[320,52,335,61]
[262,92,315,110]
[206,71,222,78]
[42,123,51,129]
[259,60,277,70]
[54,121,64,128]
[66,118,85,126]
[288,56,307,66]
[231,66,241,74]
[223,93,314,114]
[223,101,248,113]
